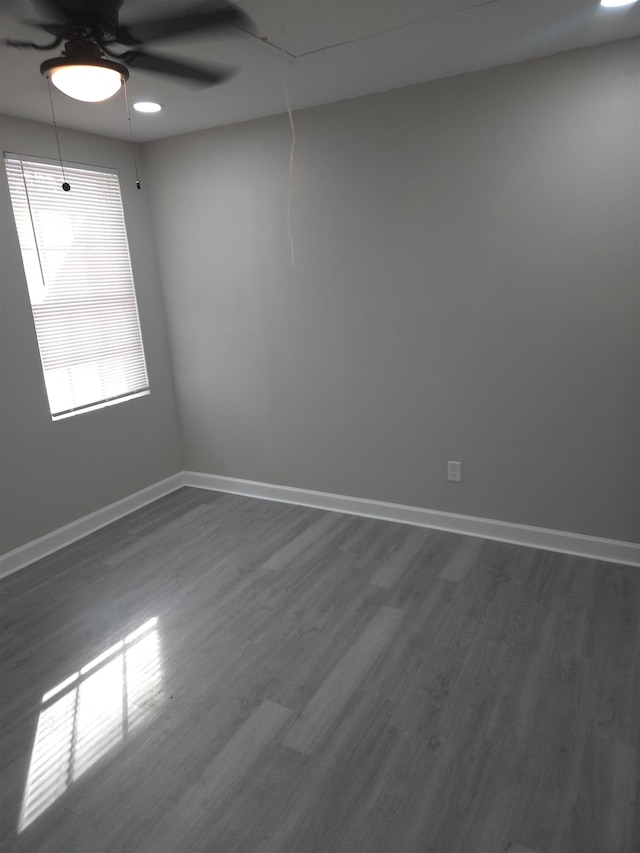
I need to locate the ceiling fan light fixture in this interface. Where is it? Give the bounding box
[41,57,129,103]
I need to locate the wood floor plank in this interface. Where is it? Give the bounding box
[282,604,404,755]
[104,503,219,567]
[135,700,293,853]
[438,534,485,583]
[385,529,460,609]
[369,526,433,588]
[566,735,639,853]
[260,511,353,571]
[365,576,460,702]
[261,689,401,853]
[200,742,310,853]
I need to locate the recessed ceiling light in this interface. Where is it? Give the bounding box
[133,101,162,113]
[600,0,637,7]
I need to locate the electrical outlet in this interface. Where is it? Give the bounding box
[448,461,462,482]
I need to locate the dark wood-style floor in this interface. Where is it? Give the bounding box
[1,487,638,853]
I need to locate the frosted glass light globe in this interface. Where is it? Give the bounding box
[50,65,124,102]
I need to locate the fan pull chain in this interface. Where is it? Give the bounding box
[123,81,141,189]
[282,51,296,267]
[46,76,70,191]
[285,84,296,268]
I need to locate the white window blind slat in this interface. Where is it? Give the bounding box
[4,155,150,419]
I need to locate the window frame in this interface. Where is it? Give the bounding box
[4,152,150,420]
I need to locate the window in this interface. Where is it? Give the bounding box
[4,155,149,419]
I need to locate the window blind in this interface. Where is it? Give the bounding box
[4,155,149,419]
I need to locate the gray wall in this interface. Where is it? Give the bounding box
[144,38,639,544]
[0,116,183,553]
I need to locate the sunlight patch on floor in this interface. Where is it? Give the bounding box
[19,616,163,832]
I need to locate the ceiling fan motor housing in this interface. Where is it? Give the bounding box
[42,0,123,43]
[61,38,105,61]
[55,0,123,34]
[40,38,129,87]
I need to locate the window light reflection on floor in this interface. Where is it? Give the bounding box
[19,617,163,832]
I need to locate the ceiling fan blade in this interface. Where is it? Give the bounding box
[30,0,123,23]
[29,0,74,20]
[116,2,252,46]
[120,49,233,86]
[29,0,124,39]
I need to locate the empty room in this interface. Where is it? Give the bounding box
[1,1,639,851]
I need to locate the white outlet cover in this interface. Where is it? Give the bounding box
[448,461,462,482]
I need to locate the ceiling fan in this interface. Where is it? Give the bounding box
[4,0,254,102]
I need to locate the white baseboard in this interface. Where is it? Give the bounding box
[183,471,640,567]
[2,471,638,579]
[0,473,184,580]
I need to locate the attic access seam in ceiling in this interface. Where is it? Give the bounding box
[246,0,503,61]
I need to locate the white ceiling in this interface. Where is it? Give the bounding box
[1,0,639,142]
